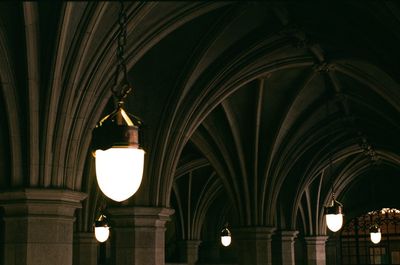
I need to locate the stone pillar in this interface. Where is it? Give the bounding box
[0,189,87,265]
[178,240,201,265]
[304,236,329,265]
[73,232,98,265]
[199,240,220,263]
[280,230,299,265]
[108,206,174,265]
[235,226,276,265]
[325,236,338,265]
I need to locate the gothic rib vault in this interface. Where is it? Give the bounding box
[0,1,399,264]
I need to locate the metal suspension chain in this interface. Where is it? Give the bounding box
[112,1,132,106]
[324,73,336,194]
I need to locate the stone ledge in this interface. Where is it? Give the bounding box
[0,189,87,217]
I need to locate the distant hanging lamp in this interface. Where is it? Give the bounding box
[94,213,111,243]
[321,77,343,232]
[220,224,232,247]
[323,131,343,231]
[325,192,343,232]
[369,210,381,244]
[92,2,145,202]
[370,224,381,244]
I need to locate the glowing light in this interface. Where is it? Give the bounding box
[95,226,110,243]
[326,213,343,232]
[220,227,232,247]
[95,148,145,202]
[370,226,381,244]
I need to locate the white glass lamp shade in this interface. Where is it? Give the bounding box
[95,147,145,202]
[220,227,232,247]
[370,231,381,244]
[221,235,231,247]
[95,226,110,242]
[326,213,343,232]
[325,196,343,232]
[370,227,381,244]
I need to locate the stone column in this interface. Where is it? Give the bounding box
[325,236,339,265]
[0,189,87,265]
[178,240,201,265]
[304,236,329,265]
[199,240,220,263]
[235,226,276,265]
[73,232,98,265]
[280,230,299,265]
[108,206,174,265]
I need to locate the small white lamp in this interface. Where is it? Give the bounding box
[220,226,232,247]
[370,225,381,244]
[325,193,343,232]
[94,214,110,243]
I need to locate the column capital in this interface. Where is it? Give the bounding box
[280,230,299,241]
[108,206,175,227]
[107,206,174,265]
[278,230,299,265]
[0,188,87,217]
[304,236,328,265]
[234,226,276,240]
[178,240,202,265]
[0,189,87,265]
[178,240,202,247]
[304,236,329,245]
[74,232,98,265]
[234,226,276,265]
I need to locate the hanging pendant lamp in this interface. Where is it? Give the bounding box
[321,81,344,233]
[94,213,111,243]
[220,225,232,247]
[325,192,343,232]
[92,2,145,202]
[370,225,381,244]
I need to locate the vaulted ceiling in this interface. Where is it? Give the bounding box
[0,1,399,239]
